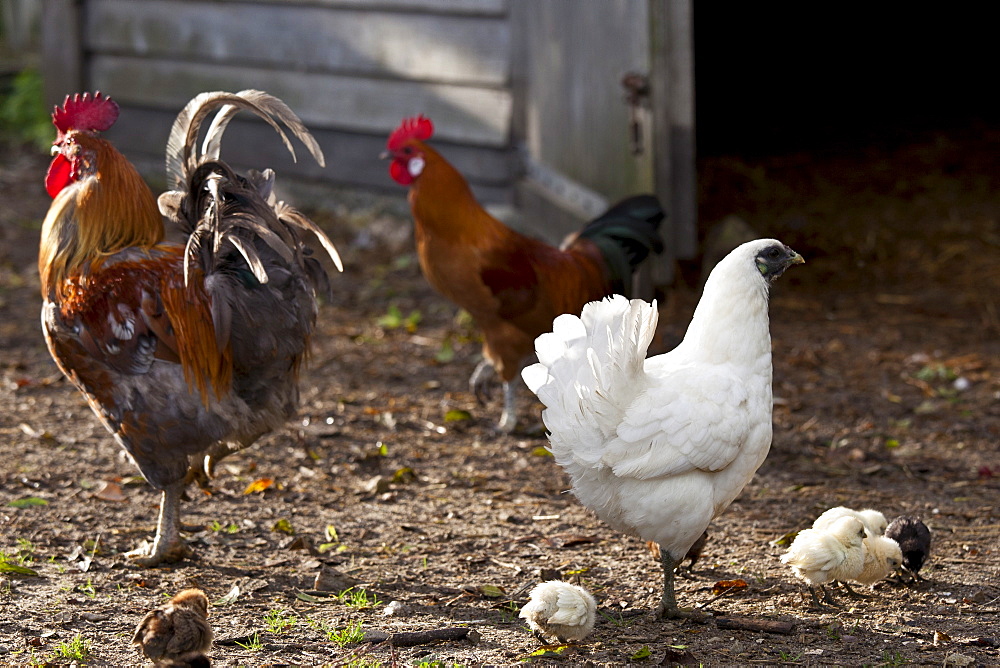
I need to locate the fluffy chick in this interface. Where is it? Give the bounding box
[519,581,597,644]
[781,516,867,609]
[852,535,903,587]
[813,506,887,537]
[885,516,932,581]
[133,589,213,666]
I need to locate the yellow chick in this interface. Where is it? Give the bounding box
[852,535,903,587]
[781,516,867,609]
[812,506,887,537]
[519,581,597,644]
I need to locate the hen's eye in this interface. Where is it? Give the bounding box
[768,248,781,259]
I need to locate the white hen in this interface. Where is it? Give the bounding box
[781,516,867,608]
[523,239,804,618]
[519,581,598,644]
[813,506,888,537]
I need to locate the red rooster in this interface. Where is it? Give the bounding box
[39,91,341,566]
[384,116,664,431]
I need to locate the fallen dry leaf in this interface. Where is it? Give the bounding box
[92,480,127,503]
[711,579,749,596]
[243,477,274,494]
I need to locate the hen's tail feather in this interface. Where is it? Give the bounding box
[524,296,658,460]
[574,194,666,291]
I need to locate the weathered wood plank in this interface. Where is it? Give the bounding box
[89,55,512,147]
[516,0,654,201]
[650,0,696,261]
[40,0,82,107]
[85,0,511,86]
[237,0,507,16]
[104,106,516,198]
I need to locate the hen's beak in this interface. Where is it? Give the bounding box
[789,251,805,265]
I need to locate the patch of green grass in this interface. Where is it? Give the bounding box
[208,520,240,534]
[377,304,422,332]
[235,631,263,652]
[77,577,97,599]
[497,600,520,624]
[263,608,296,634]
[52,634,90,660]
[0,68,52,149]
[310,618,364,647]
[338,587,380,609]
[876,650,907,667]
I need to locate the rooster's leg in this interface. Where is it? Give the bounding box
[469,359,494,404]
[128,481,193,567]
[497,380,518,433]
[656,547,706,620]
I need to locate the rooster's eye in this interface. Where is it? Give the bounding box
[402,146,414,155]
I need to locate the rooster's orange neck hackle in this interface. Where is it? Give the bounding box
[39,92,164,299]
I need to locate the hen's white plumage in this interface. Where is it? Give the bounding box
[523,239,803,618]
[781,516,867,608]
[853,535,903,586]
[813,506,888,537]
[519,581,597,643]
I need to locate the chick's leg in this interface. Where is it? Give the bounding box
[129,481,192,567]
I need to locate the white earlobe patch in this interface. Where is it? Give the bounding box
[408,157,425,178]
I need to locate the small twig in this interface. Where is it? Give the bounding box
[716,616,797,635]
[365,627,479,647]
[696,584,744,611]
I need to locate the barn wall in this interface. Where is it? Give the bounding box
[44,0,516,202]
[39,0,696,265]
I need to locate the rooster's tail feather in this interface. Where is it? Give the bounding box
[164,89,324,190]
[573,194,665,291]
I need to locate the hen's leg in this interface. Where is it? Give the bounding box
[128,481,192,567]
[656,548,706,619]
[469,359,495,404]
[497,380,518,433]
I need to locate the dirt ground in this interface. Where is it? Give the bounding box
[1,125,999,667]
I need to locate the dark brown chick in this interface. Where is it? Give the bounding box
[885,515,932,581]
[133,588,213,666]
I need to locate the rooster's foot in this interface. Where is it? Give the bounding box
[469,359,496,405]
[125,538,192,568]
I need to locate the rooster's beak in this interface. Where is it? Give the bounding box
[379,151,391,160]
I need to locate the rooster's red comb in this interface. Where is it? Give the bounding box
[387,115,434,150]
[52,92,120,141]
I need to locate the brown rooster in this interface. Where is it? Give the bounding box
[384,116,665,431]
[39,90,341,566]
